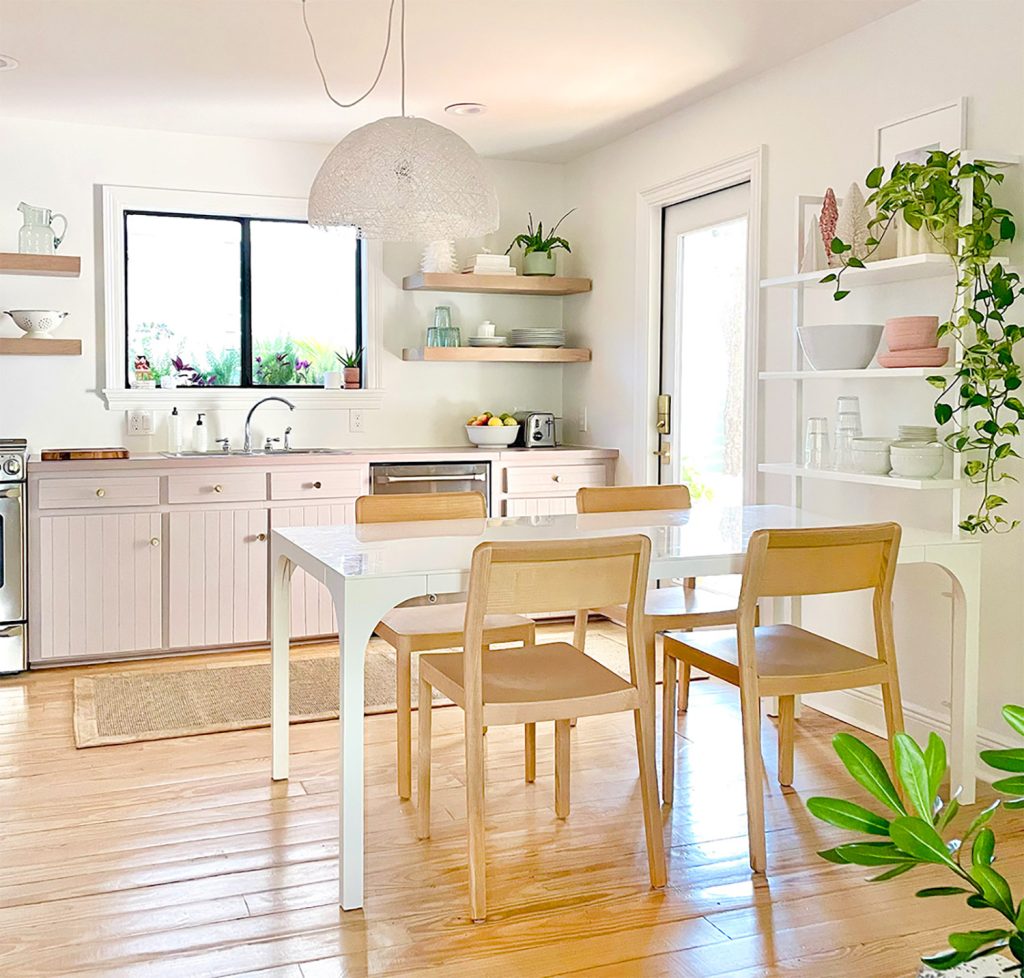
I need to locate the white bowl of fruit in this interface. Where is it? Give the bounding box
[465,412,520,446]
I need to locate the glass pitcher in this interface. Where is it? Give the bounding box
[17,202,67,255]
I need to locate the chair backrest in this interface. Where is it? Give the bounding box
[737,522,901,617]
[576,483,691,514]
[355,491,486,524]
[462,535,652,708]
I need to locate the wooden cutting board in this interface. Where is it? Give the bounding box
[41,448,130,461]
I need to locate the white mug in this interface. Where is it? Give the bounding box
[477,320,496,338]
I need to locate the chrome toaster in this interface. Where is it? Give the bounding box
[513,412,558,448]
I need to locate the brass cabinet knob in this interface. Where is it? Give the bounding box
[95,488,106,497]
[551,474,560,482]
[256,532,267,542]
[213,484,224,493]
[150,537,160,547]
[312,480,322,489]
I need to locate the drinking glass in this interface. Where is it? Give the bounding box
[433,306,452,330]
[426,326,443,347]
[805,417,831,469]
[441,327,462,347]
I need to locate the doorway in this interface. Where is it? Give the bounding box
[657,183,751,506]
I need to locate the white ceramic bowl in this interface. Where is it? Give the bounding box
[797,323,884,371]
[890,443,944,479]
[850,449,892,475]
[4,309,69,335]
[465,423,519,447]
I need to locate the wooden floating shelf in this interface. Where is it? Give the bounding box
[0,252,81,277]
[760,367,955,381]
[759,463,958,491]
[0,336,82,356]
[402,272,592,296]
[403,347,591,363]
[761,253,1009,290]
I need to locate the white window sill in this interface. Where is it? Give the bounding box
[102,388,385,411]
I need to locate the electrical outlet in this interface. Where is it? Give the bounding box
[579,406,589,433]
[126,409,154,435]
[349,410,364,433]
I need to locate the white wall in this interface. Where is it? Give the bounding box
[560,0,1024,744]
[0,118,568,451]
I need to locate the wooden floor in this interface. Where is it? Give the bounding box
[0,621,1015,978]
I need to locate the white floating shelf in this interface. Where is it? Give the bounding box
[759,367,955,381]
[759,463,959,491]
[760,253,1009,290]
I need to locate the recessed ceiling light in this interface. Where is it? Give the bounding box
[445,102,487,117]
[0,54,19,72]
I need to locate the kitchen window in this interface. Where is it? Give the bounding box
[124,211,362,389]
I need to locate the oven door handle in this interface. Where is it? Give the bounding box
[380,473,486,484]
[0,485,24,615]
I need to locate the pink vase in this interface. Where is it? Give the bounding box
[885,316,938,352]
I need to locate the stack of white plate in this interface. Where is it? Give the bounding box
[510,328,566,348]
[468,336,509,347]
[897,425,938,442]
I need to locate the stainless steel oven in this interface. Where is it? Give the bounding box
[370,461,491,513]
[0,438,27,675]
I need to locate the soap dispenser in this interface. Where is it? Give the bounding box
[193,412,208,453]
[167,406,182,454]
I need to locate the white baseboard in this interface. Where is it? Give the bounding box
[803,689,1014,785]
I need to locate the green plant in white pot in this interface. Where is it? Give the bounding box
[808,706,1024,974]
[505,208,575,276]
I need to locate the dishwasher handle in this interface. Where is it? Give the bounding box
[381,473,486,484]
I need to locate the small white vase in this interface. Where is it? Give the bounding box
[322,370,342,390]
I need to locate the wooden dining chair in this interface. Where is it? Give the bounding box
[416,534,666,921]
[575,484,746,789]
[662,522,904,873]
[355,491,536,800]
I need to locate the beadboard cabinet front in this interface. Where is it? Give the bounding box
[34,513,162,662]
[167,508,269,649]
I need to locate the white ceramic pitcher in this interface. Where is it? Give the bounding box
[17,202,67,255]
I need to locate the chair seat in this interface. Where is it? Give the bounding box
[663,624,889,695]
[599,584,740,629]
[419,642,638,725]
[377,603,533,653]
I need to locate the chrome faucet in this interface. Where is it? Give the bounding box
[243,396,295,453]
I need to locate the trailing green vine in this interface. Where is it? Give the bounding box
[825,151,1023,534]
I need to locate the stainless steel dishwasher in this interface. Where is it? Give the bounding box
[370,461,491,514]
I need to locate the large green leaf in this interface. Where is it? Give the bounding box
[948,929,1012,954]
[916,886,970,898]
[925,732,947,805]
[936,796,961,831]
[806,797,890,836]
[980,746,1024,772]
[992,774,1024,795]
[972,827,995,867]
[818,841,919,867]
[894,733,934,821]
[1003,705,1024,738]
[832,733,907,816]
[889,816,958,868]
[968,865,1015,918]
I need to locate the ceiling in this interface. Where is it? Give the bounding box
[0,0,914,162]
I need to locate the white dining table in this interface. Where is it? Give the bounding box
[268,503,982,911]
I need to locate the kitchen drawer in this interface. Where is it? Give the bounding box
[37,476,160,510]
[270,466,366,501]
[167,471,267,505]
[504,463,608,495]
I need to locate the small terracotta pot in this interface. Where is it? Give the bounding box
[885,316,938,352]
[343,366,360,389]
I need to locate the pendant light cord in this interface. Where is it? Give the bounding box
[301,0,405,113]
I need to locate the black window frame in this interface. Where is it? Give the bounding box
[123,209,363,389]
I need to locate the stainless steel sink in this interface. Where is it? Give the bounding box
[161,448,352,458]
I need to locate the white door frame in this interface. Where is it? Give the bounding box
[633,147,766,499]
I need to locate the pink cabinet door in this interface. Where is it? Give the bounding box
[167,508,269,649]
[35,513,162,661]
[270,502,355,639]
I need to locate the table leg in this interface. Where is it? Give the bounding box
[270,550,294,781]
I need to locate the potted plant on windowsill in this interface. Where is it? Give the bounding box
[505,208,575,276]
[808,706,1024,975]
[336,348,363,389]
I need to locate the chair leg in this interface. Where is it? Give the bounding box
[677,661,692,714]
[572,609,589,650]
[555,719,571,818]
[661,652,677,804]
[416,676,432,840]
[739,687,767,873]
[396,648,412,800]
[880,674,906,760]
[524,722,537,783]
[465,717,488,922]
[778,695,795,788]
[633,708,667,888]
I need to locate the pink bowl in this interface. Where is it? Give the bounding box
[885,316,938,352]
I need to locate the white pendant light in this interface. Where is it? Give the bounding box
[302,0,499,241]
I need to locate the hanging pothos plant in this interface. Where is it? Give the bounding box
[825,151,1023,534]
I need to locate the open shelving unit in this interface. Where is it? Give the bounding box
[0,337,82,356]
[760,366,955,381]
[0,252,81,277]
[760,252,1008,290]
[402,272,592,296]
[402,346,591,363]
[758,462,958,491]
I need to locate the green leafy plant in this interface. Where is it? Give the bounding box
[810,706,1024,972]
[335,347,363,368]
[505,209,575,256]
[824,150,1022,534]
[203,347,241,386]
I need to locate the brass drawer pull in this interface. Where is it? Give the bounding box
[551,474,560,482]
[312,480,322,489]
[256,532,267,542]
[95,488,106,497]
[213,484,224,493]
[150,537,160,548]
